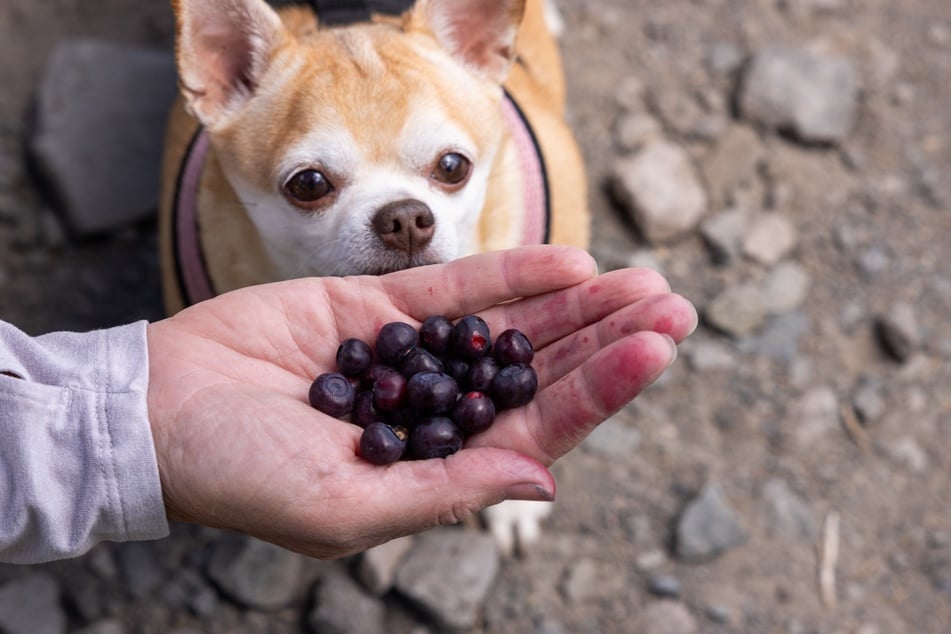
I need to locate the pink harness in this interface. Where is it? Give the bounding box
[172,93,550,306]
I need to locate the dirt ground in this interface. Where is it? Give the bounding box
[1,1,950,632]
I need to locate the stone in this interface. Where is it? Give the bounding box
[704,284,768,338]
[581,414,642,456]
[114,541,165,599]
[856,246,890,279]
[875,301,921,362]
[761,261,811,314]
[308,570,386,634]
[742,214,798,265]
[745,311,811,361]
[699,207,751,264]
[675,484,747,562]
[29,38,178,235]
[162,569,219,619]
[706,41,745,75]
[74,621,124,634]
[634,600,698,634]
[357,535,415,595]
[615,112,663,152]
[885,436,930,473]
[853,378,886,424]
[701,125,763,207]
[686,339,738,371]
[739,46,858,144]
[646,574,683,599]
[763,479,817,540]
[394,527,499,630]
[206,535,304,611]
[610,140,708,244]
[0,573,67,634]
[793,386,840,448]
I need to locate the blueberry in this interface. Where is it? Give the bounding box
[375,321,418,365]
[371,366,408,412]
[443,357,470,385]
[419,315,453,356]
[450,315,492,360]
[351,390,382,428]
[491,363,538,409]
[493,328,535,366]
[399,347,445,377]
[359,422,408,465]
[466,356,500,392]
[336,338,373,377]
[309,373,355,418]
[408,416,463,459]
[451,391,496,434]
[407,371,459,414]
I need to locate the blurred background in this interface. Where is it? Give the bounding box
[0,0,949,632]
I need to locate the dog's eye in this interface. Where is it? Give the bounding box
[432,153,472,187]
[284,169,333,205]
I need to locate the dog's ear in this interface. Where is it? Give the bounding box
[173,0,286,128]
[409,0,526,83]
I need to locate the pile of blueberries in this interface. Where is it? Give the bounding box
[308,315,538,465]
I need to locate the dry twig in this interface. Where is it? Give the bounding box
[819,511,840,609]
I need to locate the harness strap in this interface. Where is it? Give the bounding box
[307,0,415,26]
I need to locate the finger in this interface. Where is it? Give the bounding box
[379,245,598,320]
[533,293,697,389]
[469,330,677,464]
[479,266,674,350]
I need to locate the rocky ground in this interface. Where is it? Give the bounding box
[1,0,950,632]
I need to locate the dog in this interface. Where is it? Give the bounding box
[158,0,589,556]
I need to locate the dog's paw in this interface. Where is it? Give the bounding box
[482,500,554,557]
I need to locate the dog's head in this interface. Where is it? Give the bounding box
[173,0,525,277]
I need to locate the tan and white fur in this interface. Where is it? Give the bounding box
[159,0,589,555]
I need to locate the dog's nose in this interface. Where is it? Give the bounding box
[372,200,435,254]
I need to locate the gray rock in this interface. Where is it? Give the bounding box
[699,207,751,264]
[793,386,840,448]
[115,541,164,599]
[29,38,178,235]
[0,573,66,634]
[676,484,747,562]
[611,140,708,244]
[357,535,415,595]
[634,600,698,634]
[739,46,858,144]
[745,311,811,361]
[162,569,219,619]
[763,479,817,540]
[615,112,663,152]
[706,42,746,75]
[856,246,890,279]
[686,339,738,372]
[875,301,921,362]
[581,414,642,456]
[853,378,886,424]
[647,574,683,599]
[704,284,768,338]
[207,535,304,611]
[885,436,930,473]
[308,570,386,634]
[742,214,798,265]
[761,261,811,314]
[394,528,499,630]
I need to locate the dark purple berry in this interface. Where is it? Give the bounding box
[308,373,355,418]
[450,315,492,360]
[351,390,382,428]
[491,363,538,409]
[336,338,373,377]
[375,322,418,365]
[466,356,500,392]
[407,371,459,414]
[419,315,453,356]
[408,416,463,459]
[443,358,470,385]
[399,347,444,377]
[493,329,535,366]
[372,367,408,412]
[359,422,407,465]
[451,391,496,434]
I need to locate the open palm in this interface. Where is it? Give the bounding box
[145,246,696,558]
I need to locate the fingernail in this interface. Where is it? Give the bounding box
[662,334,679,367]
[505,483,555,502]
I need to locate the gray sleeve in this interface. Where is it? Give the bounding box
[0,320,169,563]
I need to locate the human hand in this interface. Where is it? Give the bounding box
[146,245,697,558]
